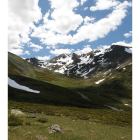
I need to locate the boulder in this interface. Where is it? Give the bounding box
[11,109,25,116]
[49,124,62,133]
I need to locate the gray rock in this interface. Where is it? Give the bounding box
[11,109,25,116]
[49,124,62,133]
[27,115,36,118]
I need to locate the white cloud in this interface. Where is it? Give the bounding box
[84,16,95,25]
[31,28,73,45]
[36,56,50,61]
[112,41,132,47]
[97,45,111,50]
[124,31,132,38]
[74,45,92,55]
[9,49,30,56]
[84,7,88,10]
[50,48,74,55]
[90,0,120,11]
[81,0,88,5]
[31,0,83,45]
[43,0,83,35]
[29,42,43,52]
[46,45,56,49]
[31,0,132,47]
[8,0,42,52]
[71,1,132,44]
[49,0,79,10]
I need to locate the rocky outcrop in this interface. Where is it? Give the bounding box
[11,109,25,116]
[49,124,63,133]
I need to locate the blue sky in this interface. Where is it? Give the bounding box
[8,0,132,60]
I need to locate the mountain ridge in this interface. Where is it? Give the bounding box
[26,45,132,79]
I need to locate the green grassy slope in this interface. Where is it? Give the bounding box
[8,110,132,140]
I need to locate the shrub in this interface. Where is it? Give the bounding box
[8,115,23,126]
[37,118,48,123]
[25,122,31,125]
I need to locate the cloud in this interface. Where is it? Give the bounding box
[124,31,132,38]
[36,56,50,61]
[90,0,120,11]
[97,45,111,50]
[83,7,88,10]
[29,42,43,52]
[31,0,132,47]
[112,40,132,47]
[50,48,74,55]
[43,0,83,35]
[84,16,95,25]
[46,45,56,49]
[81,0,88,5]
[9,49,30,55]
[31,0,83,45]
[71,1,132,44]
[74,45,92,55]
[75,45,93,55]
[8,0,42,52]
[31,28,73,45]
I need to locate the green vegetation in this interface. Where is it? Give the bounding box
[8,114,23,126]
[37,118,48,123]
[8,110,132,140]
[8,100,131,127]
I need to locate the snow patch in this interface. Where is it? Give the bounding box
[94,47,112,56]
[84,76,88,79]
[95,79,105,84]
[81,67,95,77]
[124,104,128,106]
[125,48,132,53]
[8,77,40,93]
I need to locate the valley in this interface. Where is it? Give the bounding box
[8,45,132,140]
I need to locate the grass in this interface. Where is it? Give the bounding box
[8,100,132,127]
[8,110,132,140]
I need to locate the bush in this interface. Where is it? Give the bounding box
[37,118,48,123]
[25,122,31,125]
[8,115,23,126]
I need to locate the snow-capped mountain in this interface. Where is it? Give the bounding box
[26,57,44,67]
[26,45,132,78]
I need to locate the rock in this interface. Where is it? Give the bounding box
[27,115,36,118]
[11,109,25,116]
[49,124,62,133]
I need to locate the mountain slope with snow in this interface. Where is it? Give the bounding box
[30,45,132,78]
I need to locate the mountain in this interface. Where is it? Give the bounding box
[8,44,132,110]
[26,57,44,67]
[26,45,132,79]
[8,52,95,108]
